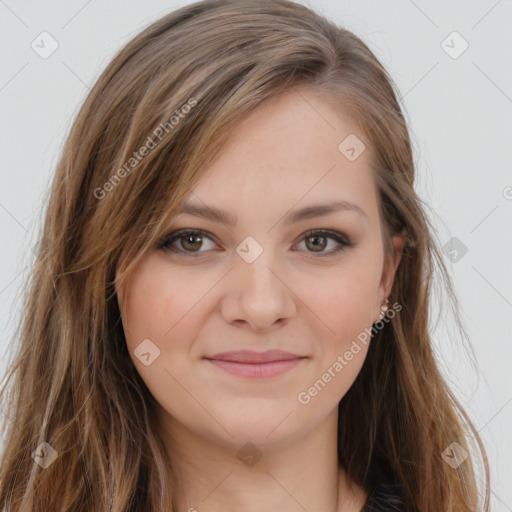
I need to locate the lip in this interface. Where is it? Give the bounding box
[207,349,304,363]
[204,350,306,379]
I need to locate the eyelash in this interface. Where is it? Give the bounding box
[157,229,354,258]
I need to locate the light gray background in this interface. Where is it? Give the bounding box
[1,0,511,509]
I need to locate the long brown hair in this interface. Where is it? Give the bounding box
[0,0,489,510]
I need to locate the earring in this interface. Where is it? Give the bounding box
[379,297,390,320]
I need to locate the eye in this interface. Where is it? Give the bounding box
[158,229,218,256]
[157,229,354,257]
[293,229,354,257]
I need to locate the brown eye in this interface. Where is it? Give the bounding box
[180,233,203,252]
[305,234,327,252]
[158,228,353,258]
[158,230,217,255]
[296,230,354,257]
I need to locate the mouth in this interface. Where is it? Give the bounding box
[204,350,307,379]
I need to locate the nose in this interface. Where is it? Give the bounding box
[219,253,297,332]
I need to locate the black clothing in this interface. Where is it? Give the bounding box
[361,479,408,511]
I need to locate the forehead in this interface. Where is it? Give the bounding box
[179,89,379,225]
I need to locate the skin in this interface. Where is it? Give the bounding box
[116,88,405,512]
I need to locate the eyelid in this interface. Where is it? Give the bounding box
[157,228,354,257]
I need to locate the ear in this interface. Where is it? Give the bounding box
[373,228,407,323]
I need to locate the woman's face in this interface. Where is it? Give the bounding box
[116,89,403,450]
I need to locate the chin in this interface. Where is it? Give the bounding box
[196,401,314,450]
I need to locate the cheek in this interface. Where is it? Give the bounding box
[118,260,211,421]
[298,259,382,342]
[120,270,171,347]
[293,271,378,410]
[120,259,205,348]
[119,257,225,405]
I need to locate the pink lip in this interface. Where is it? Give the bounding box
[205,350,306,378]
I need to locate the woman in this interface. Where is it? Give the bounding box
[0,0,489,510]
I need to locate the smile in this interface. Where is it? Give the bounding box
[206,358,305,378]
[204,349,307,379]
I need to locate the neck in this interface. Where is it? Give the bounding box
[156,407,363,512]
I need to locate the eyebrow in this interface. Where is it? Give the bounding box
[173,200,367,227]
